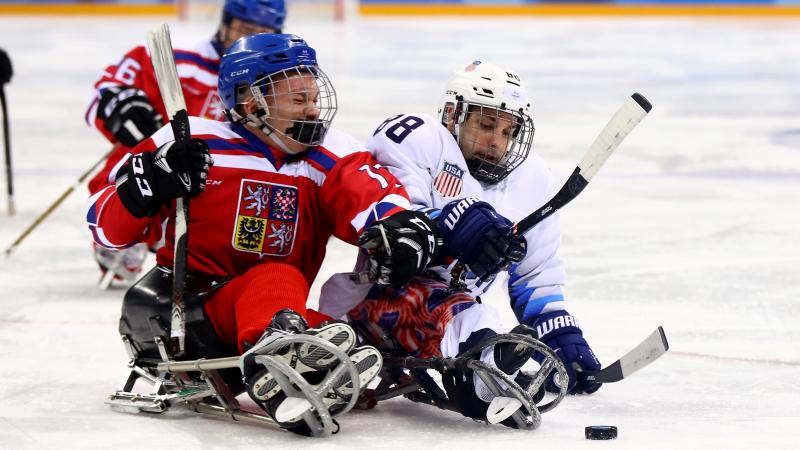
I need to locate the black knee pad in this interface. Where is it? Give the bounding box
[118,266,174,365]
[118,266,244,393]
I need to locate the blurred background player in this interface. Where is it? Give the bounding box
[87,33,450,435]
[85,0,287,287]
[320,61,602,425]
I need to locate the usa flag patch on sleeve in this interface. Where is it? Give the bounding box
[433,162,465,198]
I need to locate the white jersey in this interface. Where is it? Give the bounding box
[319,113,567,326]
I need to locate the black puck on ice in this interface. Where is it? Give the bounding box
[585,425,618,440]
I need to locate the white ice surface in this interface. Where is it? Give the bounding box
[1,15,799,449]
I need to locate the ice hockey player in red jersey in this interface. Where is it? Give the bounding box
[87,33,456,435]
[85,0,287,285]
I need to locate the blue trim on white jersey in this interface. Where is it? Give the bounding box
[174,50,219,73]
[423,208,441,220]
[508,265,565,323]
[518,293,565,324]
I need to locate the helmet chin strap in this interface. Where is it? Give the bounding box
[244,111,273,136]
[238,88,317,155]
[266,130,305,155]
[451,101,466,143]
[242,113,305,155]
[226,106,305,156]
[244,86,302,154]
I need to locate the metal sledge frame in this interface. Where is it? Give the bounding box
[366,333,569,430]
[108,330,567,433]
[107,333,362,437]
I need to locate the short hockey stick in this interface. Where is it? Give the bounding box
[513,93,652,236]
[4,147,114,257]
[0,48,12,216]
[147,23,191,356]
[1,86,13,216]
[580,326,669,384]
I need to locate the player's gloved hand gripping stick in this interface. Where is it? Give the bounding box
[147,23,194,356]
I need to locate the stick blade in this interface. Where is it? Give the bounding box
[592,326,670,384]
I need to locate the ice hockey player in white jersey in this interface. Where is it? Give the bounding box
[320,60,602,425]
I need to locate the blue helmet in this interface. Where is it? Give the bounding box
[218,33,337,149]
[219,33,319,111]
[223,0,286,33]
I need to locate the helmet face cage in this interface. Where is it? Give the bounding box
[235,65,337,148]
[451,101,534,184]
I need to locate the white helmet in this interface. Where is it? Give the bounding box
[438,60,534,184]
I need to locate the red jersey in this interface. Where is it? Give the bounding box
[86,39,225,195]
[87,118,411,286]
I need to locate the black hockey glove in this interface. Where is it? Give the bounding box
[0,48,12,85]
[97,86,163,147]
[115,138,213,218]
[357,210,442,289]
[438,197,527,280]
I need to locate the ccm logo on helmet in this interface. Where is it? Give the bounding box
[230,68,250,77]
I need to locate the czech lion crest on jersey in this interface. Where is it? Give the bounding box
[433,162,465,198]
[233,179,299,257]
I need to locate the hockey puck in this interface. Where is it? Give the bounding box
[585,425,618,440]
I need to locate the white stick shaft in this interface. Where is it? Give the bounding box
[147,23,190,354]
